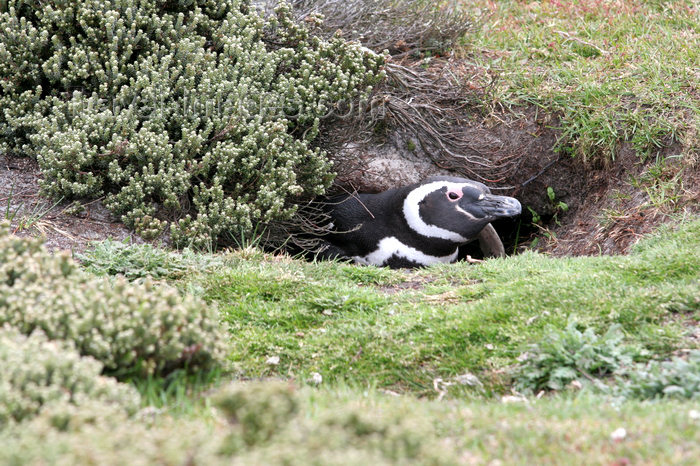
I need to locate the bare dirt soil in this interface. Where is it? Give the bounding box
[535,142,700,256]
[1,154,143,253]
[479,109,700,256]
[1,107,697,257]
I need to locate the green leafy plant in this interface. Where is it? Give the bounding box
[527,206,542,225]
[77,239,190,280]
[547,187,569,212]
[546,186,569,226]
[619,350,700,400]
[513,322,635,393]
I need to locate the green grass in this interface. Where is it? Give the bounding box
[42,4,700,454]
[291,388,700,465]
[6,2,700,461]
[75,238,230,281]
[208,384,700,464]
[182,218,700,397]
[78,219,700,398]
[467,0,699,163]
[129,368,224,416]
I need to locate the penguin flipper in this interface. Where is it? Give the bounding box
[477,223,505,258]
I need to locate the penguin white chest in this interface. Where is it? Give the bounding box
[352,236,459,267]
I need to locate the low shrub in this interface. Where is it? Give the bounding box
[214,381,457,463]
[0,404,223,464]
[0,326,139,427]
[1,382,457,464]
[0,0,384,247]
[0,223,227,378]
[215,381,298,451]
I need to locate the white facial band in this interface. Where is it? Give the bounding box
[403,181,478,242]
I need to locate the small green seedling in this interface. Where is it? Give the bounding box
[547,187,569,225]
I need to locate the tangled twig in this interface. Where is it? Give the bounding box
[257,0,476,55]
[325,61,521,184]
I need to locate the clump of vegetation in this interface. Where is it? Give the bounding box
[0,222,227,378]
[0,404,223,464]
[215,381,298,451]
[513,320,700,400]
[282,0,474,55]
[201,219,699,394]
[0,220,698,462]
[0,0,383,247]
[471,0,698,164]
[513,322,635,394]
[619,350,700,401]
[213,381,456,463]
[0,326,140,427]
[3,381,700,464]
[251,0,516,188]
[77,238,216,280]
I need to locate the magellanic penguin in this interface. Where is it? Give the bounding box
[319,176,522,268]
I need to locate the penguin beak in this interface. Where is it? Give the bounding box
[480,194,522,217]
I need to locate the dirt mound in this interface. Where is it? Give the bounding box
[2,108,697,257]
[534,142,700,256]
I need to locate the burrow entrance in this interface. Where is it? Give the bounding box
[325,105,699,260]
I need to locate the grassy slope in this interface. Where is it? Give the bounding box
[200,220,699,396]
[60,219,700,463]
[4,385,699,464]
[469,0,699,163]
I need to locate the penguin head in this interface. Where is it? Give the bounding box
[402,176,522,243]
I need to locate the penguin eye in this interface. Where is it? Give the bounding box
[447,191,462,201]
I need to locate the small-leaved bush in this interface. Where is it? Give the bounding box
[0,326,140,427]
[0,382,458,464]
[514,322,635,393]
[0,0,384,247]
[214,381,455,463]
[0,222,227,378]
[215,381,299,451]
[0,404,223,464]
